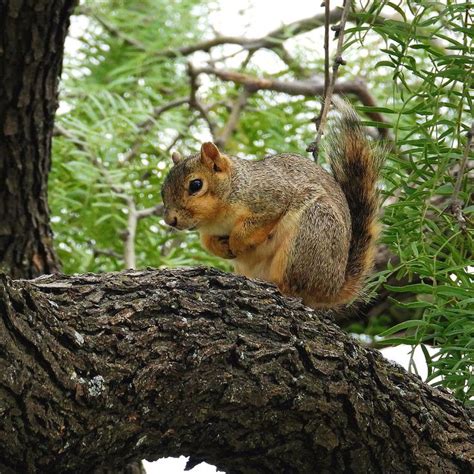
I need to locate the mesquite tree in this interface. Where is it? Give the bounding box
[0,1,472,472]
[50,0,472,401]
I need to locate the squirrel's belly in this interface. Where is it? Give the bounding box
[233,210,301,285]
[232,239,277,280]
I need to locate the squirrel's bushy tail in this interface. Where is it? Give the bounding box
[325,100,384,303]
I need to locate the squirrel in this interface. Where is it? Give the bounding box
[161,101,383,309]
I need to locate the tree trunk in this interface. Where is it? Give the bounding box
[0,267,472,473]
[0,0,76,278]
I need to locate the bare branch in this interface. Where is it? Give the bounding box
[152,9,367,60]
[121,198,165,270]
[323,0,331,100]
[309,0,332,160]
[136,204,164,220]
[78,6,444,66]
[153,10,331,58]
[122,196,138,269]
[193,66,390,138]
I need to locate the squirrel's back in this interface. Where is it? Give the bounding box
[228,152,348,214]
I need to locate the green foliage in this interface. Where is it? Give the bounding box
[350,0,473,404]
[51,0,472,403]
[52,0,227,273]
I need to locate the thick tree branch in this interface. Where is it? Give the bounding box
[0,268,472,473]
[0,0,77,277]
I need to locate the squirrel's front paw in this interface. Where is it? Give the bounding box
[203,234,235,259]
[216,236,236,259]
[229,221,278,256]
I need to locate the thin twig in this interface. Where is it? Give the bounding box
[215,89,251,148]
[449,123,473,232]
[121,97,189,163]
[122,200,164,269]
[307,0,352,159]
[204,51,255,149]
[136,204,164,220]
[188,63,218,138]
[208,47,247,65]
[408,347,420,377]
[310,0,331,160]
[84,8,146,50]
[323,0,331,102]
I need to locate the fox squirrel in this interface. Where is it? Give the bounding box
[161,102,383,308]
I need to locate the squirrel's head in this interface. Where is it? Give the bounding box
[161,142,232,231]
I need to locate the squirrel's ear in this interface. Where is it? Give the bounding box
[200,142,229,172]
[171,151,182,165]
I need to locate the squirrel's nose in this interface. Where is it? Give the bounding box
[164,212,178,227]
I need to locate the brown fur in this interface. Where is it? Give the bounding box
[162,103,383,309]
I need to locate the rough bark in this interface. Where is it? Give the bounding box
[0,267,472,473]
[0,0,76,278]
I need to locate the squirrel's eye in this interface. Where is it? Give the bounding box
[188,179,203,194]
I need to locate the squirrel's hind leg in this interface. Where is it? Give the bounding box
[284,198,351,307]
